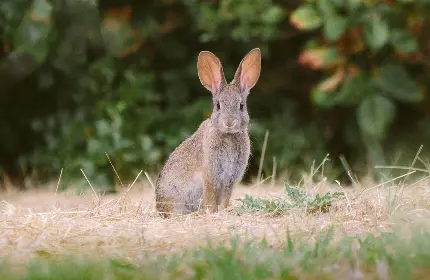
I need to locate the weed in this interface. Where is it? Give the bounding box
[236,184,344,215]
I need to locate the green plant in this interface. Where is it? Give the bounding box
[4,228,430,279]
[290,0,430,181]
[236,184,344,215]
[3,0,430,189]
[1,0,289,189]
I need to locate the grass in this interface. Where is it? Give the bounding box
[2,228,430,279]
[2,165,430,279]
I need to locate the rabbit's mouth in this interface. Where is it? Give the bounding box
[219,127,243,134]
[219,119,242,133]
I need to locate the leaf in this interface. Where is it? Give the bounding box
[391,30,418,54]
[347,0,362,11]
[318,68,344,92]
[364,15,389,51]
[317,0,335,17]
[298,47,342,70]
[262,6,284,24]
[31,0,52,21]
[312,70,371,108]
[95,120,111,137]
[236,185,344,215]
[87,138,103,155]
[101,14,142,57]
[285,184,307,203]
[335,72,372,105]
[329,0,346,8]
[303,39,320,50]
[311,69,344,108]
[290,5,322,31]
[357,96,396,140]
[374,63,423,103]
[12,0,52,64]
[323,15,347,41]
[312,87,336,108]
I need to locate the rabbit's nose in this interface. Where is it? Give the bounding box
[223,119,238,129]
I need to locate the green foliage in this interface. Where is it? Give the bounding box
[391,30,418,54]
[4,229,430,279]
[236,184,344,215]
[290,4,322,31]
[2,0,430,189]
[357,95,396,140]
[364,15,390,51]
[13,0,52,64]
[27,57,168,187]
[291,0,430,181]
[185,0,284,42]
[374,63,423,103]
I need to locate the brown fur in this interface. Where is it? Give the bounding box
[155,48,262,217]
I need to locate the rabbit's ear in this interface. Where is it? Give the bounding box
[233,48,261,92]
[197,51,226,95]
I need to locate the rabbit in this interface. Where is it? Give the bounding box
[155,48,262,218]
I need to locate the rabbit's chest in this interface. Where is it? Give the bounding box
[205,136,250,187]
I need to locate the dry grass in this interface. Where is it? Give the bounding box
[2,175,430,264]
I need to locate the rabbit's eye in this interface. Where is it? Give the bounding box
[239,103,244,111]
[216,102,220,110]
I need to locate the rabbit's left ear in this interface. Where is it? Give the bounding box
[233,48,261,93]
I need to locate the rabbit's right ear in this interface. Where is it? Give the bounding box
[197,51,226,95]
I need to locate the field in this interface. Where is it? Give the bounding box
[2,170,430,279]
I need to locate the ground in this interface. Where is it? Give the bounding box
[1,184,306,258]
[1,174,430,279]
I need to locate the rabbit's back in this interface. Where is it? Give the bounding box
[155,120,207,216]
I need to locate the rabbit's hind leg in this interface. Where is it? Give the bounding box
[184,186,203,213]
[163,174,205,216]
[182,173,204,214]
[156,197,174,218]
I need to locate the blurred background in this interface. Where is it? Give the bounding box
[2,0,430,192]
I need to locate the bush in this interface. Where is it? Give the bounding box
[290,0,430,180]
[2,0,430,190]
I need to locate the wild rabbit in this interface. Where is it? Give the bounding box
[155,48,261,217]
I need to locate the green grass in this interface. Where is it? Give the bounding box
[236,184,345,215]
[2,227,430,280]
